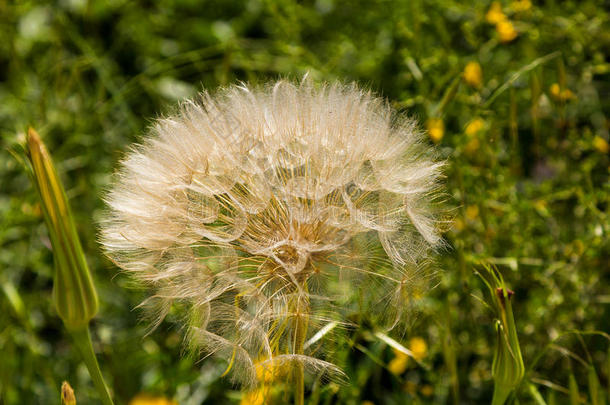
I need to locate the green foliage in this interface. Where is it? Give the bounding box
[0,0,608,403]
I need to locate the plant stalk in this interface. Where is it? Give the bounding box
[70,327,114,405]
[492,386,511,405]
[294,292,309,405]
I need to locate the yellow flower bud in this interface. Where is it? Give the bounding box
[427,118,445,143]
[496,20,518,43]
[388,348,409,375]
[550,83,576,101]
[593,136,609,153]
[61,382,76,405]
[465,118,485,136]
[128,395,177,405]
[26,128,98,330]
[463,62,483,88]
[549,83,561,99]
[466,205,480,221]
[560,89,574,100]
[420,384,434,397]
[409,337,428,361]
[486,2,506,24]
[240,389,270,405]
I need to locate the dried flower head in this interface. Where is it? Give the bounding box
[100,80,444,386]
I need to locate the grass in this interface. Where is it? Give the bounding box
[1,0,608,403]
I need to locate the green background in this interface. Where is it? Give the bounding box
[1,0,608,403]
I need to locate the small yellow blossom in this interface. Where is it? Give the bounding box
[550,83,575,101]
[427,118,444,143]
[465,118,485,136]
[463,62,483,88]
[128,395,177,405]
[388,348,409,375]
[421,384,434,397]
[466,205,479,221]
[561,89,575,100]
[241,388,271,405]
[512,0,532,12]
[496,20,518,42]
[550,83,561,98]
[409,337,428,361]
[593,136,609,153]
[486,2,506,24]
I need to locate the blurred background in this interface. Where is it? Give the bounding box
[0,0,608,403]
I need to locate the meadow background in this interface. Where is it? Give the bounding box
[1,0,609,403]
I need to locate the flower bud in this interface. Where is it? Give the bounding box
[26,128,98,330]
[477,266,524,405]
[61,381,76,405]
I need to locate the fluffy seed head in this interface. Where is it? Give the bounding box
[100,80,444,386]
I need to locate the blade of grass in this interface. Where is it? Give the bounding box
[483,51,561,108]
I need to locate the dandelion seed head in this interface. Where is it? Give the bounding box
[100,80,445,386]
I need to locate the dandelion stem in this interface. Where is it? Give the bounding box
[70,327,114,405]
[294,291,309,405]
[295,357,305,405]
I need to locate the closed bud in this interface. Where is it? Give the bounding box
[26,128,98,330]
[477,266,524,405]
[61,381,76,405]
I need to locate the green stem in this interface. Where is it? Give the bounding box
[70,327,114,405]
[294,294,309,405]
[295,362,305,405]
[492,386,511,405]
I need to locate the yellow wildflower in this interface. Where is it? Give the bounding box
[465,118,485,136]
[388,348,409,375]
[550,83,561,99]
[128,395,177,405]
[466,205,480,221]
[409,337,428,361]
[241,388,271,405]
[421,384,434,397]
[427,118,444,143]
[486,2,506,24]
[386,338,427,376]
[463,62,483,88]
[593,136,609,153]
[561,89,575,100]
[496,20,518,42]
[550,83,575,101]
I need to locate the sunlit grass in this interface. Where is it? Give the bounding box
[1,0,608,403]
